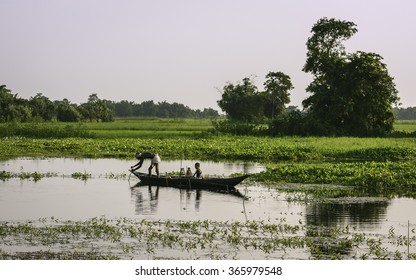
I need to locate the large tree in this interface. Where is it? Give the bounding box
[79,93,114,122]
[217,77,265,121]
[0,85,32,122]
[263,71,293,119]
[302,17,399,136]
[29,93,56,121]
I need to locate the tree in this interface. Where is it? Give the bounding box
[395,107,416,120]
[302,17,399,136]
[80,93,114,122]
[29,93,56,121]
[0,85,32,122]
[0,85,13,121]
[56,99,81,122]
[113,100,133,117]
[342,52,399,135]
[263,71,293,119]
[303,18,357,75]
[217,77,265,121]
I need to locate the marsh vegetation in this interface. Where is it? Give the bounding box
[1,118,415,259]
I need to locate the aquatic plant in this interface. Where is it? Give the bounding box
[1,217,414,260]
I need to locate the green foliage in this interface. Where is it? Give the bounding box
[79,94,114,122]
[255,161,416,197]
[269,110,336,136]
[0,85,32,122]
[215,72,294,135]
[2,86,217,123]
[29,93,56,121]
[56,99,81,122]
[107,100,219,118]
[263,71,293,119]
[303,17,399,136]
[1,135,415,162]
[303,17,357,74]
[217,77,265,121]
[211,119,267,136]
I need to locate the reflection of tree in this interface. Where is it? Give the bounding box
[305,200,390,230]
[304,200,390,259]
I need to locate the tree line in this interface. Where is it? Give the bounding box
[394,107,416,120]
[105,100,219,119]
[0,86,219,122]
[216,17,407,136]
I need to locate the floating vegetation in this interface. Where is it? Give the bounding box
[0,170,128,182]
[71,171,91,181]
[0,170,57,182]
[254,161,416,198]
[0,217,415,260]
[1,136,415,161]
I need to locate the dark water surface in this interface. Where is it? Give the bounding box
[1,158,415,237]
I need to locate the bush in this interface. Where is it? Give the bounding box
[211,119,267,136]
[269,111,336,136]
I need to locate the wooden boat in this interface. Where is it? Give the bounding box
[130,170,249,191]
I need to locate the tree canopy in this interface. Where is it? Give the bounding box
[217,72,293,122]
[302,17,399,136]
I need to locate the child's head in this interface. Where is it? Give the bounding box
[195,162,200,168]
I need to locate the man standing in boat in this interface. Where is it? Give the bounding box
[130,152,161,176]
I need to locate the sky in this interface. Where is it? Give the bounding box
[1,0,415,111]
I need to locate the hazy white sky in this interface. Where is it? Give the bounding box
[1,0,415,110]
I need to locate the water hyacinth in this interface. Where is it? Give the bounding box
[0,217,415,260]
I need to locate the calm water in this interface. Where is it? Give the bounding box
[1,158,415,237]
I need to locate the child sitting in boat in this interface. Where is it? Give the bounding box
[193,162,203,179]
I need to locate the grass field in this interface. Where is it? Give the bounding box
[394,120,416,132]
[1,118,414,139]
[0,118,214,139]
[84,118,213,138]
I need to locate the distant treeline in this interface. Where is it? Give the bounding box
[0,85,219,122]
[394,107,416,120]
[105,100,219,119]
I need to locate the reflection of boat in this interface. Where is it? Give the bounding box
[130,170,249,191]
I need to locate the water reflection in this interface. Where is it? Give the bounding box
[302,199,391,259]
[305,200,390,230]
[130,186,160,216]
[130,183,244,216]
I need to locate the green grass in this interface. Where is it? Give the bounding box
[83,118,214,138]
[394,120,416,133]
[0,118,214,139]
[1,118,414,139]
